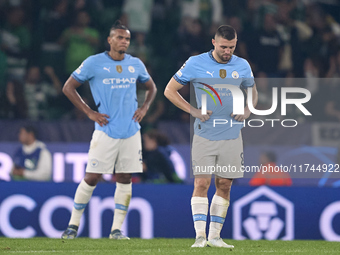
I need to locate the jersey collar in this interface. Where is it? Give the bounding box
[105,51,126,61]
[209,50,233,64]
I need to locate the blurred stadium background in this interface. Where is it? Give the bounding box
[0,0,340,242]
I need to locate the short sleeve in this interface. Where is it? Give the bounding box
[241,59,255,88]
[71,57,94,83]
[173,57,195,85]
[137,59,150,83]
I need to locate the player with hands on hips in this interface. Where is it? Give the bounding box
[61,20,156,240]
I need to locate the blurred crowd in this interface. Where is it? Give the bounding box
[1,0,340,125]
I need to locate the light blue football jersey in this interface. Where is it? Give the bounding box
[173,50,255,141]
[72,52,150,139]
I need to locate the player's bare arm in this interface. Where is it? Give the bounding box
[133,77,157,122]
[164,78,212,122]
[62,76,109,126]
[232,83,258,122]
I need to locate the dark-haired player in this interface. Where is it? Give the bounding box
[61,21,157,239]
[165,25,258,248]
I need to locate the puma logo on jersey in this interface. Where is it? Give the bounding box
[103,67,111,72]
[206,71,214,77]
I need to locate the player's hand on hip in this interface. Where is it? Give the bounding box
[190,107,212,122]
[88,111,109,127]
[231,108,251,122]
[133,106,148,122]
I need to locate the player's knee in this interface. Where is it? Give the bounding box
[218,185,231,195]
[84,173,102,186]
[194,178,211,192]
[115,173,132,184]
[216,178,232,194]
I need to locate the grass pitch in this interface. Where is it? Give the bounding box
[1,238,339,254]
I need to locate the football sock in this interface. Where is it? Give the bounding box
[111,182,132,231]
[69,179,96,226]
[191,196,209,239]
[208,195,229,240]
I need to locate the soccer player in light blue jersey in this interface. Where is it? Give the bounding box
[61,21,157,239]
[165,25,258,248]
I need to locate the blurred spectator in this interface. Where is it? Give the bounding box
[326,50,340,78]
[180,0,223,51]
[40,0,70,42]
[255,0,279,30]
[59,10,99,75]
[73,0,87,12]
[88,0,123,51]
[244,0,263,30]
[305,4,338,63]
[323,79,340,122]
[122,0,154,34]
[249,13,284,76]
[0,50,7,93]
[228,15,249,60]
[11,125,52,181]
[0,79,27,119]
[177,17,206,62]
[275,1,311,76]
[127,32,150,63]
[249,151,292,186]
[39,0,70,77]
[0,6,31,81]
[303,57,321,121]
[24,66,63,120]
[122,0,154,63]
[180,0,223,29]
[142,130,183,183]
[304,58,320,95]
[276,1,296,74]
[148,0,181,86]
